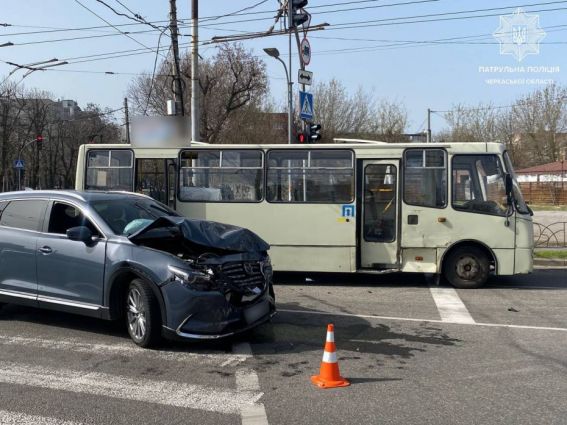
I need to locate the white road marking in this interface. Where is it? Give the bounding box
[278,309,567,332]
[0,410,82,425]
[0,335,249,367]
[233,342,269,425]
[429,287,476,324]
[0,362,260,415]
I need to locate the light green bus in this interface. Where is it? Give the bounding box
[75,140,533,288]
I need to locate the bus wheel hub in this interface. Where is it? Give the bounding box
[456,256,479,280]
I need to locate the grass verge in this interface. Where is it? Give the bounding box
[530,204,567,212]
[534,250,567,259]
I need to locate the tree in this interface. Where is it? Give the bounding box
[0,78,120,191]
[440,84,567,168]
[311,78,408,143]
[0,80,25,191]
[442,103,500,144]
[128,43,268,144]
[371,99,409,143]
[512,83,567,165]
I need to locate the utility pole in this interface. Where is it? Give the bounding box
[427,108,432,143]
[288,3,293,144]
[169,0,184,116]
[124,97,131,144]
[191,0,200,142]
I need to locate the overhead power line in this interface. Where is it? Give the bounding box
[5,0,562,40]
[329,0,567,28]
[201,0,270,22]
[73,0,167,59]
[175,0,567,29]
[0,21,171,37]
[94,0,166,32]
[0,0,440,37]
[10,28,159,46]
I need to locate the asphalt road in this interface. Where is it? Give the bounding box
[1,269,566,425]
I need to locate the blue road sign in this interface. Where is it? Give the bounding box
[299,91,313,121]
[342,204,355,218]
[13,159,25,169]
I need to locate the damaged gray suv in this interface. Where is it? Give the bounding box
[0,191,275,347]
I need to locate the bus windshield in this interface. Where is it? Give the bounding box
[452,154,508,216]
[503,152,530,215]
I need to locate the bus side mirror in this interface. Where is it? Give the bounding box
[505,174,513,196]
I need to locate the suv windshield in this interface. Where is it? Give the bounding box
[91,197,179,235]
[503,152,530,215]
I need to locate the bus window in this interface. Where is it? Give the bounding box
[86,149,133,191]
[179,150,263,202]
[452,155,508,216]
[136,159,167,204]
[266,149,354,203]
[403,149,447,208]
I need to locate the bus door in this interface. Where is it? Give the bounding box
[359,160,400,269]
[135,158,176,209]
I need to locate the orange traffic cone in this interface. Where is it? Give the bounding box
[311,324,350,389]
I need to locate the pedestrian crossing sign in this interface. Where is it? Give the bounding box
[13,159,25,169]
[299,91,313,120]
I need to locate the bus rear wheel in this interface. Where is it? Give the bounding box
[444,246,489,289]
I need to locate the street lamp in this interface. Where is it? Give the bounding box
[263,47,293,145]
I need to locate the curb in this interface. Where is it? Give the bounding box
[533,258,567,269]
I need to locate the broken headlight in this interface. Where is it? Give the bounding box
[260,257,272,278]
[168,265,213,290]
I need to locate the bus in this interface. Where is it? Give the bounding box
[75,140,533,288]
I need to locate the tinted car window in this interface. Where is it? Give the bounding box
[91,198,179,235]
[0,201,8,219]
[48,202,100,236]
[0,200,48,231]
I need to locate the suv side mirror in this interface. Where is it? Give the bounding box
[67,226,93,243]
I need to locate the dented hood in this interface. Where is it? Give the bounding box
[128,216,270,254]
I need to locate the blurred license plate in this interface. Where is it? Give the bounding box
[244,300,269,324]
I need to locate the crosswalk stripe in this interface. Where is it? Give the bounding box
[234,343,269,425]
[0,335,249,367]
[0,410,82,425]
[0,361,261,415]
[429,287,476,324]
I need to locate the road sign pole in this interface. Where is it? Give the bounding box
[18,168,21,191]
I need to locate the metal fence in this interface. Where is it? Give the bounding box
[533,222,567,247]
[520,182,567,205]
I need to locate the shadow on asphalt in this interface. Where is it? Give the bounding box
[225,303,463,383]
[483,269,567,290]
[348,377,403,384]
[0,303,234,353]
[275,269,567,291]
[0,301,462,367]
[274,271,428,287]
[239,302,461,361]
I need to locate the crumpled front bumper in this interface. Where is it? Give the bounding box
[161,278,276,341]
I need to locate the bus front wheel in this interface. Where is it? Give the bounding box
[444,246,489,289]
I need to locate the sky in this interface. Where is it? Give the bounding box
[1,0,566,134]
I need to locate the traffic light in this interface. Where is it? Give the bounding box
[307,123,321,143]
[297,132,307,143]
[36,135,43,150]
[289,0,309,29]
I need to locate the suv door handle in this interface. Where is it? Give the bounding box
[38,246,52,254]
